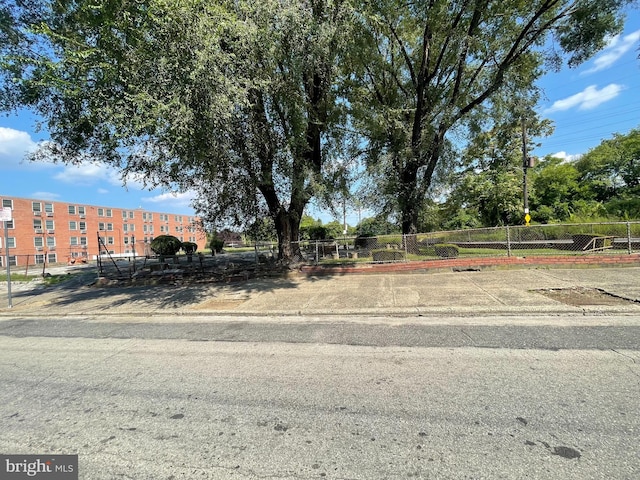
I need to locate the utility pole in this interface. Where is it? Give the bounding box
[521,118,532,226]
[1,207,13,308]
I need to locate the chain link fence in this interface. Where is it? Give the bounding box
[0,253,73,274]
[301,221,640,265]
[3,222,639,278]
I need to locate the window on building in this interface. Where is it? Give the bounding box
[2,256,17,267]
[69,221,77,230]
[98,208,104,216]
[2,199,12,208]
[122,210,128,219]
[129,211,134,219]
[98,223,105,231]
[45,220,54,230]
[47,253,57,263]
[80,237,88,246]
[7,237,16,248]
[4,219,14,229]
[46,237,55,248]
[35,254,45,264]
[70,237,78,246]
[79,221,87,231]
[34,237,44,248]
[107,223,113,231]
[44,203,54,213]
[32,202,41,213]
[107,236,114,245]
[68,205,76,214]
[106,209,112,217]
[78,206,86,215]
[33,219,43,230]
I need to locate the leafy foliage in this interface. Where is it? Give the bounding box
[150,235,182,256]
[347,0,630,233]
[181,242,198,254]
[3,0,355,261]
[208,232,224,253]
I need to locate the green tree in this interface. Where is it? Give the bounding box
[530,155,592,222]
[299,215,322,240]
[348,0,630,234]
[245,217,278,243]
[2,0,354,262]
[444,96,552,227]
[355,216,399,236]
[574,128,640,217]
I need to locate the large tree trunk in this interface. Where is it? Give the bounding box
[273,206,304,263]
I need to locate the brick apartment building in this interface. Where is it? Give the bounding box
[0,195,208,268]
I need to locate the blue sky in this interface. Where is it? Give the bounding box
[0,10,639,224]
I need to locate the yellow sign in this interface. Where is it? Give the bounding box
[524,213,531,225]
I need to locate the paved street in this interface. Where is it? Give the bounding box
[1,333,639,479]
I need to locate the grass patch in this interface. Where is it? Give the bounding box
[0,272,77,286]
[0,273,37,282]
[43,274,74,286]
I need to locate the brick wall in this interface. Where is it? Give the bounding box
[300,253,640,275]
[0,195,208,267]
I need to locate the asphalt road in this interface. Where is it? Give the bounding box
[1,316,639,479]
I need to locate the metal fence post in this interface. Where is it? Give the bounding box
[627,222,632,254]
[315,240,319,266]
[506,225,511,257]
[404,234,408,261]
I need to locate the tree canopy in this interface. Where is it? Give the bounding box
[0,0,634,254]
[2,0,354,261]
[346,0,631,233]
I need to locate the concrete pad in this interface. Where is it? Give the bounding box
[1,266,640,318]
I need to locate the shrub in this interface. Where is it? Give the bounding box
[434,244,459,258]
[209,232,224,253]
[150,235,182,257]
[181,242,198,254]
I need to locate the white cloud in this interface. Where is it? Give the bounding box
[0,127,50,169]
[52,162,110,186]
[143,191,195,209]
[582,30,640,75]
[544,84,623,113]
[50,162,146,190]
[551,151,582,162]
[30,191,61,200]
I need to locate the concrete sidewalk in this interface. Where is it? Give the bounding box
[1,264,640,318]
